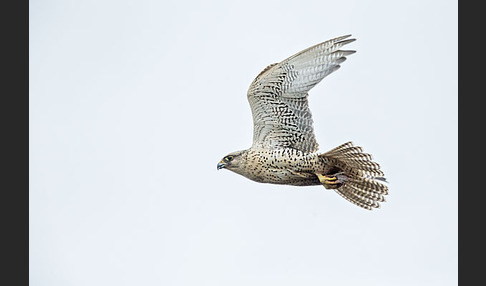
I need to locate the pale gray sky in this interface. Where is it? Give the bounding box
[30,0,457,285]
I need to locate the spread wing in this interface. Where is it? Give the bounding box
[247,35,356,153]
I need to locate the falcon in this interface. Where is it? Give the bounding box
[217,35,388,210]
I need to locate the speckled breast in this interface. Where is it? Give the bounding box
[243,148,322,186]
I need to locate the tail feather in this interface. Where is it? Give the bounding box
[331,146,364,156]
[348,177,389,195]
[335,189,370,210]
[336,186,380,210]
[319,141,388,210]
[346,182,386,202]
[337,152,373,161]
[329,149,384,177]
[343,186,382,208]
[337,158,384,177]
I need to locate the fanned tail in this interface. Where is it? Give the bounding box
[318,141,388,210]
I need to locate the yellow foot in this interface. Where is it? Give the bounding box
[317,173,343,189]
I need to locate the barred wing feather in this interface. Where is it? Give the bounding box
[247,35,356,153]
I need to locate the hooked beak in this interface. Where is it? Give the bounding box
[217,162,225,170]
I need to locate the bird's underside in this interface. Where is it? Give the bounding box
[217,35,388,210]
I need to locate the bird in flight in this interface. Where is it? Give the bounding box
[217,35,388,210]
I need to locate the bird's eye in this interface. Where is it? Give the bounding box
[224,155,234,162]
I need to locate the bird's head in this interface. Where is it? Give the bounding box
[217,150,247,173]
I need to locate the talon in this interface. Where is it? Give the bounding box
[326,178,340,184]
[317,174,338,183]
[317,174,343,189]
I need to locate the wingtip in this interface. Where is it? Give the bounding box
[339,34,356,41]
[331,34,354,43]
[341,50,357,56]
[338,38,357,46]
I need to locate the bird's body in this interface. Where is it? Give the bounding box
[228,148,321,186]
[217,35,388,210]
